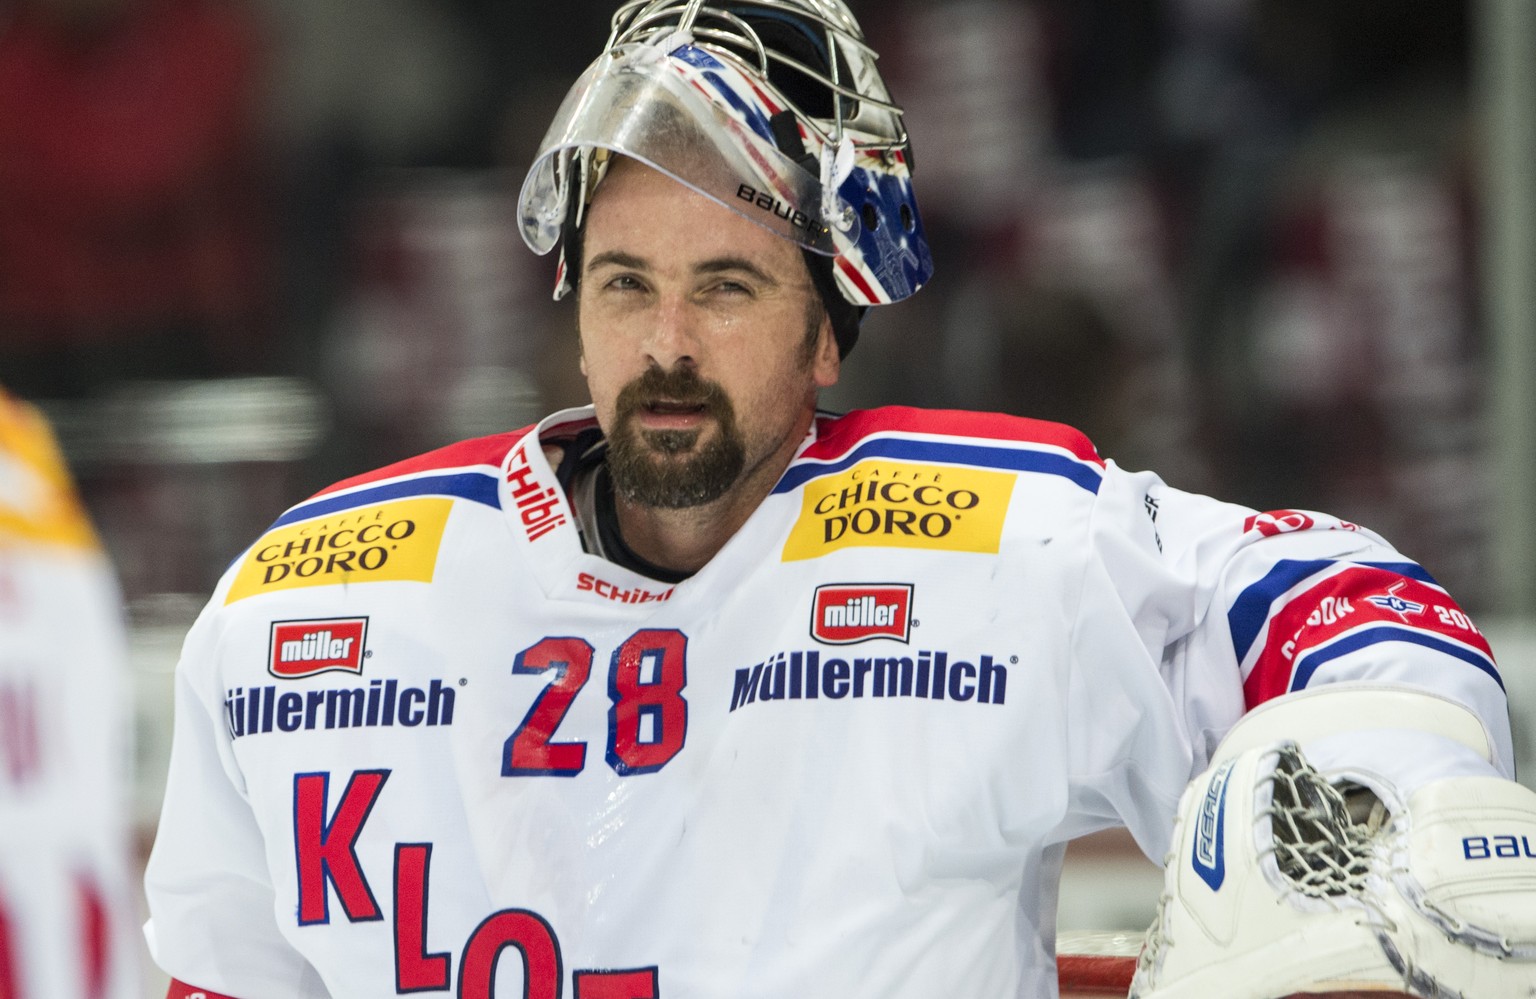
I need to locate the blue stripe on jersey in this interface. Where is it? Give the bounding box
[1228,559,1439,664]
[1291,625,1504,692]
[772,438,1102,495]
[272,472,501,529]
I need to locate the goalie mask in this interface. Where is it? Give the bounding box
[517,0,934,356]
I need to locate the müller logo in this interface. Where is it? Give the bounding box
[812,584,913,644]
[269,617,369,679]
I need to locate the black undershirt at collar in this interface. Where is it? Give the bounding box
[593,465,694,585]
[553,428,694,585]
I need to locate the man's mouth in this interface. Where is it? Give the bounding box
[645,399,708,416]
[636,398,712,430]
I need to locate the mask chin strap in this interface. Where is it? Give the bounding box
[819,134,856,231]
[768,109,865,359]
[553,147,616,301]
[805,245,865,359]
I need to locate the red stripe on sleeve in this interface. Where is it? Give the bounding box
[1243,566,1493,708]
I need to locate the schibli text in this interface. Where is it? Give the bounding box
[507,446,567,542]
[577,573,674,604]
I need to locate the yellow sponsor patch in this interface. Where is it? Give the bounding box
[782,460,1014,561]
[226,497,451,604]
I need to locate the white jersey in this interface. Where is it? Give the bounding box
[0,392,139,999]
[144,405,1513,999]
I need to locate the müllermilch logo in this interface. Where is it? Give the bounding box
[269,618,368,679]
[812,583,912,644]
[729,648,1008,711]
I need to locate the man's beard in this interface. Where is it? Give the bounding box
[605,367,746,509]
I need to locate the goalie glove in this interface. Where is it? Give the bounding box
[1130,717,1536,996]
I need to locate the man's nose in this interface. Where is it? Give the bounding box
[643,295,702,370]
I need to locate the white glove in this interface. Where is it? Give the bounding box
[1130,738,1536,998]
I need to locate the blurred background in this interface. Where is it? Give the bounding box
[1,0,1534,991]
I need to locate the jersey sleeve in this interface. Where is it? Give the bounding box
[142,604,330,998]
[1057,459,1514,859]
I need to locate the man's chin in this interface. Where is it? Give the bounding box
[629,443,715,483]
[634,426,710,458]
[608,430,746,510]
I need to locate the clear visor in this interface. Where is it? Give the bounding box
[518,45,854,257]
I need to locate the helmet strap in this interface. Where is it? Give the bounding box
[803,248,865,359]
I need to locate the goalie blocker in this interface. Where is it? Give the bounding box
[1130,685,1536,999]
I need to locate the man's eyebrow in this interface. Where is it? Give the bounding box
[695,257,778,286]
[586,251,780,287]
[586,250,648,273]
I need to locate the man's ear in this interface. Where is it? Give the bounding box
[813,316,840,389]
